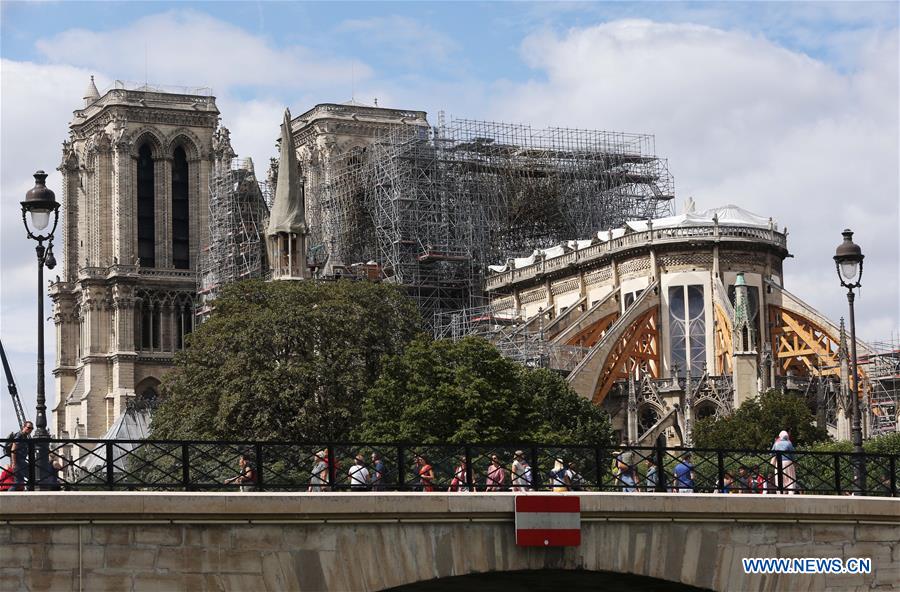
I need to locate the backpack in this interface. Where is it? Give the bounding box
[3,432,15,456]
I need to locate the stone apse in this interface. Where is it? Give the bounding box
[483,205,890,445]
[2,493,898,591]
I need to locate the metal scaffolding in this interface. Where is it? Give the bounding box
[864,336,900,436]
[313,116,674,332]
[197,156,270,319]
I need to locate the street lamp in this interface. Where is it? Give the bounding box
[833,228,865,491]
[20,170,59,488]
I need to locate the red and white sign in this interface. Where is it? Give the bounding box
[515,495,581,547]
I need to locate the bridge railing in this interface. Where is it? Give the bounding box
[1,438,896,497]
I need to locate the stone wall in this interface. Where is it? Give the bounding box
[1,493,897,591]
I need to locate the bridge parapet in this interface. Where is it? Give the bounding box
[2,493,897,591]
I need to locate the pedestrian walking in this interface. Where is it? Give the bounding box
[674,453,694,493]
[734,466,750,493]
[644,458,661,492]
[550,458,570,492]
[7,422,33,491]
[308,450,328,492]
[370,452,385,491]
[567,461,584,491]
[415,455,435,492]
[616,449,638,492]
[224,454,257,492]
[449,456,470,492]
[511,450,532,491]
[486,454,506,491]
[348,454,370,490]
[770,430,797,494]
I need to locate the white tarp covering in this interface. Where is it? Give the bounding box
[266,108,307,235]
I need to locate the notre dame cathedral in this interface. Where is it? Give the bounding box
[50,80,432,438]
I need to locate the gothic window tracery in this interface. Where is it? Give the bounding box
[669,284,706,377]
[137,143,156,267]
[135,290,194,353]
[172,146,190,269]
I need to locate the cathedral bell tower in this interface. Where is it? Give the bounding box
[50,80,218,437]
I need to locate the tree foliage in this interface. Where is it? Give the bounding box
[355,336,614,445]
[151,280,420,441]
[809,431,900,455]
[693,389,830,450]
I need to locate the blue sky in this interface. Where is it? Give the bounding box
[1,1,898,436]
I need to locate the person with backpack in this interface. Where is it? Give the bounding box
[616,449,638,492]
[7,422,33,491]
[550,458,570,492]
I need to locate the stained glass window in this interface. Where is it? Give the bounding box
[668,284,706,376]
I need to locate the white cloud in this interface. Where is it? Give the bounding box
[34,10,371,92]
[489,20,899,342]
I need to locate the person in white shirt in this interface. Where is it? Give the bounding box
[348,454,370,490]
[511,450,532,491]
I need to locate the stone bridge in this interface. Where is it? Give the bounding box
[1,493,898,591]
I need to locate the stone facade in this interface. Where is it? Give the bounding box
[50,83,218,438]
[1,493,897,591]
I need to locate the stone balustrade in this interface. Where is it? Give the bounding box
[2,492,897,591]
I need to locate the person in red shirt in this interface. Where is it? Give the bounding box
[0,464,14,491]
[416,455,435,492]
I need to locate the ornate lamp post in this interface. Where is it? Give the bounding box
[833,229,865,490]
[20,170,59,487]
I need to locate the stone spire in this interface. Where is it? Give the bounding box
[266,109,306,236]
[732,272,759,408]
[265,108,310,280]
[733,272,755,353]
[83,76,100,108]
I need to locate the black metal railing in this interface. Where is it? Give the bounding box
[1,437,897,497]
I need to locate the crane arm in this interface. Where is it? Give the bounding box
[0,339,28,429]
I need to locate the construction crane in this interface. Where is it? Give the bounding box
[0,339,28,429]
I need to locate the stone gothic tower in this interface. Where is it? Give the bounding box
[50,81,218,438]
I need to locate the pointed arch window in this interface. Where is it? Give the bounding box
[668,284,706,376]
[137,144,156,267]
[172,146,190,269]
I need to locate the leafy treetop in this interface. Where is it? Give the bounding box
[355,336,614,445]
[693,389,830,450]
[151,279,421,441]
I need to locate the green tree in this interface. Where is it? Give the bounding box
[356,336,613,444]
[809,431,900,455]
[151,279,420,441]
[693,389,830,449]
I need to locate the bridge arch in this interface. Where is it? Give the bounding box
[389,569,709,591]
